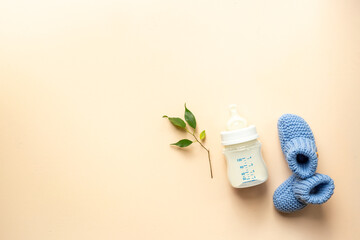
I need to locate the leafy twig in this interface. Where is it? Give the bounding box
[163,104,213,179]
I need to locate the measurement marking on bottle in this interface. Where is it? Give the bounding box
[237,155,256,183]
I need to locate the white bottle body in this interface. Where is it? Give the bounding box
[223,139,268,188]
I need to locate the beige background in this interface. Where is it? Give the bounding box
[1,0,360,239]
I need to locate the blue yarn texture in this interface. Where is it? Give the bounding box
[294,173,335,205]
[273,174,335,213]
[273,114,335,213]
[273,175,307,213]
[278,114,318,179]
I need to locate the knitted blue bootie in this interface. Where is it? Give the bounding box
[273,173,335,213]
[278,114,318,179]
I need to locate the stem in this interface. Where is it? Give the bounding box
[186,129,213,178]
[207,149,213,179]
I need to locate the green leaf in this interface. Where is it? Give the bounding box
[184,103,196,129]
[163,115,186,128]
[200,130,206,140]
[171,139,193,147]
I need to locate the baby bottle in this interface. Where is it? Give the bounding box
[221,104,268,188]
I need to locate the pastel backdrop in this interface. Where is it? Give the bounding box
[0,0,359,239]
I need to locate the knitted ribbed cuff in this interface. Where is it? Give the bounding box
[293,174,335,205]
[284,137,318,179]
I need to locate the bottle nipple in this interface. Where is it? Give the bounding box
[227,104,247,130]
